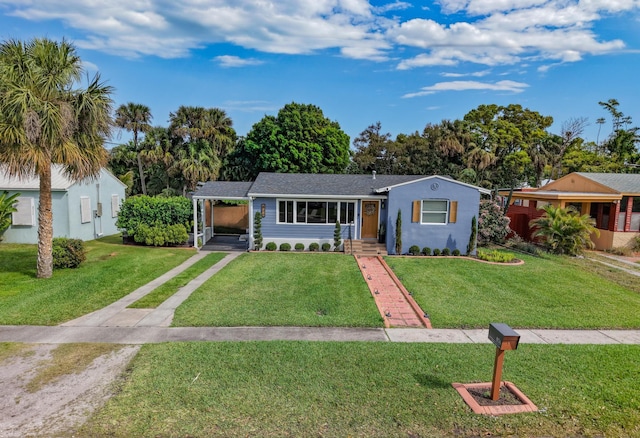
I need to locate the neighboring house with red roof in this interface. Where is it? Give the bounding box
[504,172,640,250]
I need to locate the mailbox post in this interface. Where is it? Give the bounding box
[488,323,520,401]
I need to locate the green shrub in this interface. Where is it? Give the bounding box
[309,242,320,252]
[0,191,19,242]
[477,249,517,263]
[321,242,331,252]
[442,248,451,256]
[333,221,342,250]
[432,248,441,256]
[504,235,543,256]
[133,223,188,246]
[421,247,431,256]
[253,212,263,250]
[452,249,461,256]
[52,238,86,269]
[280,243,291,251]
[294,243,305,251]
[265,242,277,251]
[631,235,640,252]
[408,245,420,256]
[116,195,192,245]
[478,199,511,246]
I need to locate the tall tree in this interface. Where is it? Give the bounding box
[351,122,394,174]
[169,105,235,187]
[0,38,112,278]
[238,102,350,179]
[114,102,152,195]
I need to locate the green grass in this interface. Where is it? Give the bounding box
[0,236,195,325]
[128,252,227,309]
[172,253,382,327]
[82,342,640,438]
[385,253,640,329]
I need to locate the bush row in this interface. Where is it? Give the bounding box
[406,245,461,256]
[263,242,336,252]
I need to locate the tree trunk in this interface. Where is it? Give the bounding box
[134,131,147,195]
[37,164,53,278]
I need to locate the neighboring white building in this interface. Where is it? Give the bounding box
[0,165,126,244]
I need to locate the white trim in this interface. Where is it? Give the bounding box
[374,175,492,195]
[420,199,449,225]
[250,193,385,200]
[192,196,250,201]
[276,198,356,225]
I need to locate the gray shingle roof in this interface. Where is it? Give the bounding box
[193,181,253,198]
[576,172,640,194]
[248,173,425,197]
[193,172,487,198]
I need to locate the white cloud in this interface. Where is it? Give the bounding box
[442,69,491,77]
[403,79,529,98]
[215,55,264,68]
[0,0,635,69]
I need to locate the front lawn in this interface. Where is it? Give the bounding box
[172,253,382,327]
[385,253,640,329]
[0,236,195,325]
[82,342,640,437]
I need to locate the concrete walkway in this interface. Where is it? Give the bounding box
[61,251,242,328]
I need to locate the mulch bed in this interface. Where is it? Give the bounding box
[466,385,524,406]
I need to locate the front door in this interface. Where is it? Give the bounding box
[361,201,379,239]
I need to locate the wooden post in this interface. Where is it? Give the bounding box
[491,347,505,401]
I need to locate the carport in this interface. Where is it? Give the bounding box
[192,181,253,250]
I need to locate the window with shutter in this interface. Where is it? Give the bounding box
[449,201,458,223]
[111,195,120,217]
[80,196,92,223]
[12,197,35,226]
[412,200,420,222]
[420,200,449,224]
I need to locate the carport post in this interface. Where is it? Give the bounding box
[193,198,198,249]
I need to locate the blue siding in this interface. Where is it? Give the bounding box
[253,197,356,243]
[385,177,480,254]
[2,169,125,244]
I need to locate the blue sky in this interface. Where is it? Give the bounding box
[1,0,639,147]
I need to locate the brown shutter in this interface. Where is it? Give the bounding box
[412,200,420,223]
[449,201,458,223]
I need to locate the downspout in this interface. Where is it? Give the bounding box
[193,198,198,249]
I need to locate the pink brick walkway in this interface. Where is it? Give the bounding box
[356,256,432,328]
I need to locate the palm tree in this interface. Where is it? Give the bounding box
[175,139,220,195]
[115,103,152,195]
[0,38,112,277]
[530,205,599,256]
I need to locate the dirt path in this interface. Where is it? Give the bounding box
[0,344,139,438]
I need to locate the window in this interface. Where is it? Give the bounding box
[111,195,120,217]
[80,196,92,223]
[12,197,35,226]
[421,200,448,224]
[277,200,355,224]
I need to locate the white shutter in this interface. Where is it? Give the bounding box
[12,197,35,226]
[80,196,92,223]
[111,194,120,217]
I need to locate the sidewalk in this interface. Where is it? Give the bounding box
[1,325,640,344]
[2,250,639,345]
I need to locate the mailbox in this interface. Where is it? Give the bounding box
[488,323,520,351]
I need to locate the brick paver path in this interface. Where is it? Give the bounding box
[356,256,431,328]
